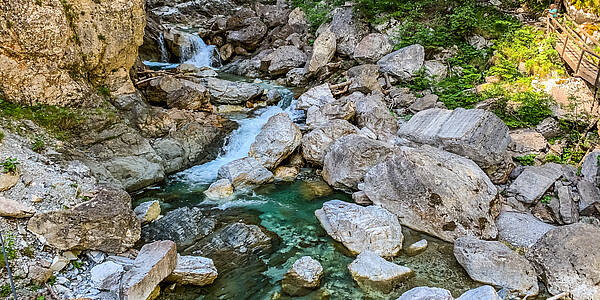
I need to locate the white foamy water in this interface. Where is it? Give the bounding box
[158,32,169,62]
[180,33,218,68]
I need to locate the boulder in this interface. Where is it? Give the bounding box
[506,163,563,204]
[281,256,323,296]
[353,33,394,64]
[397,287,454,300]
[527,223,600,300]
[134,200,161,224]
[577,180,600,216]
[273,166,299,181]
[496,211,555,248]
[536,117,562,139]
[328,7,368,56]
[165,255,218,286]
[456,286,501,300]
[143,76,212,112]
[0,196,35,218]
[454,237,539,296]
[204,179,234,199]
[305,99,356,129]
[405,239,428,256]
[556,183,579,224]
[322,134,395,191]
[408,94,439,112]
[581,150,600,185]
[286,68,309,86]
[255,3,290,27]
[377,44,425,81]
[296,83,336,110]
[248,113,302,169]
[347,64,382,94]
[363,145,499,242]
[352,191,372,205]
[27,188,141,253]
[509,129,548,155]
[227,17,267,48]
[141,207,216,249]
[348,251,413,294]
[28,265,54,285]
[424,60,448,81]
[301,120,360,166]
[288,7,309,34]
[0,173,19,192]
[264,46,307,76]
[90,261,125,291]
[120,240,178,300]
[397,108,512,183]
[308,31,336,74]
[354,92,399,141]
[217,157,274,190]
[315,200,404,257]
[203,78,262,105]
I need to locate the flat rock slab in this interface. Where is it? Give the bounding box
[315,200,403,257]
[348,251,413,294]
[396,286,453,300]
[506,163,563,204]
[496,211,555,248]
[165,255,218,286]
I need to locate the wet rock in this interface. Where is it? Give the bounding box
[347,64,382,94]
[408,94,438,112]
[577,180,600,216]
[454,237,539,296]
[581,150,600,185]
[249,113,302,170]
[203,78,262,105]
[322,134,395,191]
[134,200,161,224]
[353,33,393,64]
[227,17,267,48]
[308,30,336,74]
[141,207,216,249]
[306,99,356,129]
[218,157,274,190]
[405,239,428,256]
[264,46,307,76]
[527,223,600,300]
[328,7,368,56]
[0,196,35,218]
[282,256,323,296]
[120,240,177,300]
[378,44,425,81]
[91,261,125,291]
[27,188,141,253]
[506,163,563,204]
[348,251,413,294]
[496,211,555,248]
[364,145,498,242]
[397,108,512,183]
[315,200,404,257]
[273,166,299,181]
[165,255,218,286]
[204,179,234,199]
[301,120,360,166]
[296,83,336,110]
[354,92,399,141]
[509,129,548,155]
[457,286,501,300]
[397,286,453,300]
[142,76,212,112]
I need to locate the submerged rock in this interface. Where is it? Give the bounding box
[281,256,323,296]
[248,113,302,170]
[315,200,404,257]
[141,207,216,250]
[454,237,539,296]
[377,44,425,81]
[217,157,274,190]
[348,251,413,294]
[165,255,218,286]
[405,239,428,256]
[396,286,453,300]
[301,120,360,166]
[363,145,499,242]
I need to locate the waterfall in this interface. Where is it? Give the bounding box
[158,32,168,62]
[180,33,217,68]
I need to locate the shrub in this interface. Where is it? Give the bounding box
[515,154,537,166]
[0,232,17,269]
[32,136,45,153]
[1,157,19,174]
[492,90,554,128]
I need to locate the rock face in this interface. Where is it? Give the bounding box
[353,33,393,64]
[527,223,600,300]
[281,256,323,296]
[120,240,178,300]
[296,83,336,110]
[322,134,394,191]
[496,211,555,248]
[165,255,218,286]
[377,44,425,81]
[348,251,413,294]
[264,46,307,75]
[301,120,359,166]
[315,200,404,257]
[248,113,302,169]
[363,145,499,242]
[328,7,368,56]
[308,31,336,74]
[397,108,512,183]
[397,287,454,300]
[217,157,274,190]
[355,92,398,141]
[143,76,212,111]
[506,163,563,204]
[457,286,501,300]
[0,0,145,106]
[203,78,262,105]
[91,261,124,291]
[454,237,539,296]
[27,188,141,253]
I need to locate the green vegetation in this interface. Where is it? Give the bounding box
[1,157,19,174]
[541,195,552,204]
[0,232,17,269]
[32,136,46,153]
[515,154,537,166]
[21,245,34,258]
[96,85,111,97]
[72,260,83,269]
[0,285,10,297]
[573,0,600,14]
[0,131,4,143]
[37,296,46,300]
[291,0,344,32]
[48,275,57,286]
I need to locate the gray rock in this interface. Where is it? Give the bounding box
[364,145,498,242]
[353,33,394,64]
[496,211,555,248]
[581,150,600,185]
[90,261,124,291]
[457,286,501,300]
[143,75,212,111]
[424,60,448,81]
[409,94,438,112]
[347,64,382,94]
[248,113,302,170]
[557,184,579,224]
[527,223,600,300]
[328,7,368,56]
[296,83,336,110]
[322,134,395,191]
[165,255,218,286]
[204,179,234,199]
[315,200,404,257]
[348,251,413,294]
[305,99,356,129]
[227,17,267,48]
[535,117,562,139]
[405,239,428,256]
[506,163,563,204]
[264,45,307,76]
[355,92,399,141]
[468,34,492,50]
[352,190,372,205]
[281,256,323,296]
[577,180,600,216]
[0,196,35,218]
[141,207,216,249]
[378,44,425,81]
[203,78,262,105]
[120,240,178,300]
[308,30,336,74]
[396,287,454,300]
[509,129,548,155]
[133,200,161,224]
[454,237,539,296]
[286,67,309,86]
[301,120,360,166]
[217,157,274,190]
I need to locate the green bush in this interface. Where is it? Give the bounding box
[32,136,46,153]
[0,232,17,269]
[515,154,537,166]
[1,157,19,174]
[492,90,554,128]
[291,0,344,32]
